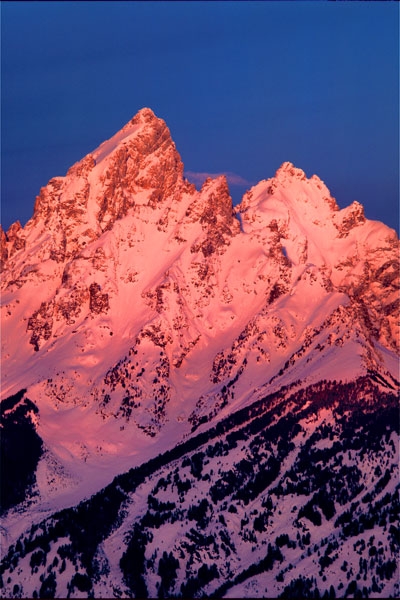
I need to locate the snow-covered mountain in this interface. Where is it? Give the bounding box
[1,108,399,599]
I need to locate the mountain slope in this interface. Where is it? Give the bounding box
[0,108,399,598]
[1,379,398,599]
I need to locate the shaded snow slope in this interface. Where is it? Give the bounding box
[1,380,398,599]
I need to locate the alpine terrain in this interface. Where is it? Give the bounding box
[1,108,399,599]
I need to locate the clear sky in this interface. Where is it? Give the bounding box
[1,1,399,232]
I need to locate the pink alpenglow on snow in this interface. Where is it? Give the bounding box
[0,108,399,599]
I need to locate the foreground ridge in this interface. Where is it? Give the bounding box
[1,378,398,598]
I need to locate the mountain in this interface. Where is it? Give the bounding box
[1,108,399,599]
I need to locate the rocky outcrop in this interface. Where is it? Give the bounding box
[89,283,109,315]
[27,301,54,352]
[6,221,26,259]
[334,200,366,237]
[188,176,241,257]
[0,225,8,272]
[96,108,185,230]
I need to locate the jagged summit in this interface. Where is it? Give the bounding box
[2,106,394,264]
[130,106,159,123]
[275,160,307,180]
[3,108,188,262]
[89,106,179,170]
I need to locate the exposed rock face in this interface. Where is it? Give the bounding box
[26,301,54,352]
[335,200,366,237]
[89,283,109,315]
[0,224,8,272]
[188,176,241,257]
[6,220,26,259]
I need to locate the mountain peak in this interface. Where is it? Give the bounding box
[26,107,184,244]
[275,161,306,181]
[271,162,336,206]
[130,106,159,124]
[91,107,172,165]
[2,111,398,373]
[200,173,229,193]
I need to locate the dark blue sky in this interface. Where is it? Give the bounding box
[2,1,399,232]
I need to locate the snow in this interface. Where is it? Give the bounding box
[92,124,141,165]
[1,108,398,590]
